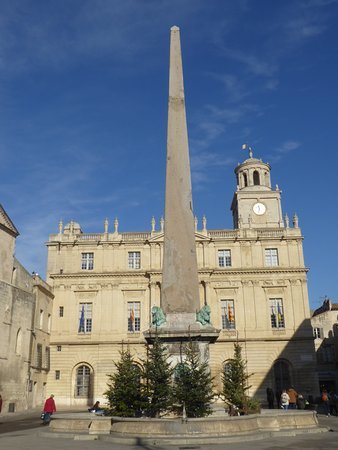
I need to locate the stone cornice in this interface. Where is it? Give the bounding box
[49,266,308,280]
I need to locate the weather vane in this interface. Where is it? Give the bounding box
[242,143,253,158]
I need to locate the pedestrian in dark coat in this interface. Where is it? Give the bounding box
[266,387,274,409]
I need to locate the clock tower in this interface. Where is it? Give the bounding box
[231,146,284,229]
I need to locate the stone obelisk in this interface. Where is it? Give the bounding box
[145,27,219,351]
[161,25,200,319]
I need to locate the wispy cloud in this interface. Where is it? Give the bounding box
[267,140,302,164]
[0,0,207,75]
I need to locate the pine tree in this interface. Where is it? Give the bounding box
[172,340,215,418]
[142,335,174,417]
[104,349,144,417]
[222,342,253,411]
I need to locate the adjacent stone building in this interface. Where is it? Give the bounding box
[0,204,53,413]
[311,298,338,392]
[46,150,318,407]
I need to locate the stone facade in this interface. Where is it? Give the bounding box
[0,204,53,413]
[311,298,338,392]
[46,154,318,407]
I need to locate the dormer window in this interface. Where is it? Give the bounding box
[253,170,260,185]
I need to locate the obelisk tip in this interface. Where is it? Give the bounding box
[171,25,180,32]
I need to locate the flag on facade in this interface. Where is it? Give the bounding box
[277,303,283,322]
[228,304,234,322]
[129,308,135,331]
[78,304,85,332]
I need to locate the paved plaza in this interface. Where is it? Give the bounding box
[0,408,337,450]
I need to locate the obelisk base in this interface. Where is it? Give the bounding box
[144,313,220,365]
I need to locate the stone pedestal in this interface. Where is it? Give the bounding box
[144,313,219,365]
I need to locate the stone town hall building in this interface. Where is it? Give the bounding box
[46,151,318,406]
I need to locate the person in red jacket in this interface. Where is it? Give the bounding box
[43,394,56,424]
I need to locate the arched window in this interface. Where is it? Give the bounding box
[132,364,142,384]
[253,170,260,185]
[15,328,22,355]
[273,360,291,397]
[223,361,232,377]
[75,365,91,397]
[243,173,248,187]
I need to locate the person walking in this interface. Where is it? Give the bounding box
[43,394,56,425]
[287,387,298,409]
[321,390,330,416]
[297,393,306,410]
[280,390,290,410]
[329,391,337,416]
[266,387,274,409]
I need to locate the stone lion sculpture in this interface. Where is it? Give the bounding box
[196,304,211,325]
[151,306,166,327]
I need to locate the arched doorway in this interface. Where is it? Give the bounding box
[273,359,291,401]
[74,364,92,405]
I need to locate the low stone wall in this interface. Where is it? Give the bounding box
[110,410,318,435]
[49,410,319,437]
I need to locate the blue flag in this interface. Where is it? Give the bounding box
[78,305,85,332]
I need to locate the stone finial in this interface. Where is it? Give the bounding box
[284,214,289,228]
[58,220,63,235]
[70,220,74,235]
[194,216,198,232]
[151,216,156,232]
[114,217,119,233]
[160,216,164,233]
[293,213,299,228]
[242,143,253,158]
[276,184,279,191]
[202,214,207,232]
[104,218,109,234]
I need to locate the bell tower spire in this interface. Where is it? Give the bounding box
[231,145,284,229]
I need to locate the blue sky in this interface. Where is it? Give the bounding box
[0,0,337,310]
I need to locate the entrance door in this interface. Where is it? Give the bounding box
[274,360,291,400]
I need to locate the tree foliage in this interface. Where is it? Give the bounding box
[142,335,174,417]
[222,342,253,411]
[104,349,144,417]
[172,340,215,418]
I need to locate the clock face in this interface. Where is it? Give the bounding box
[253,202,266,215]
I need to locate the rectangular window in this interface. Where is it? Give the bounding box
[48,314,51,332]
[128,251,141,269]
[36,344,42,369]
[81,252,94,270]
[57,345,62,352]
[265,248,279,266]
[55,370,60,380]
[221,300,236,329]
[313,327,322,339]
[270,298,285,329]
[128,301,140,332]
[44,347,50,370]
[78,303,92,333]
[39,309,44,329]
[218,250,231,267]
[59,306,64,317]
